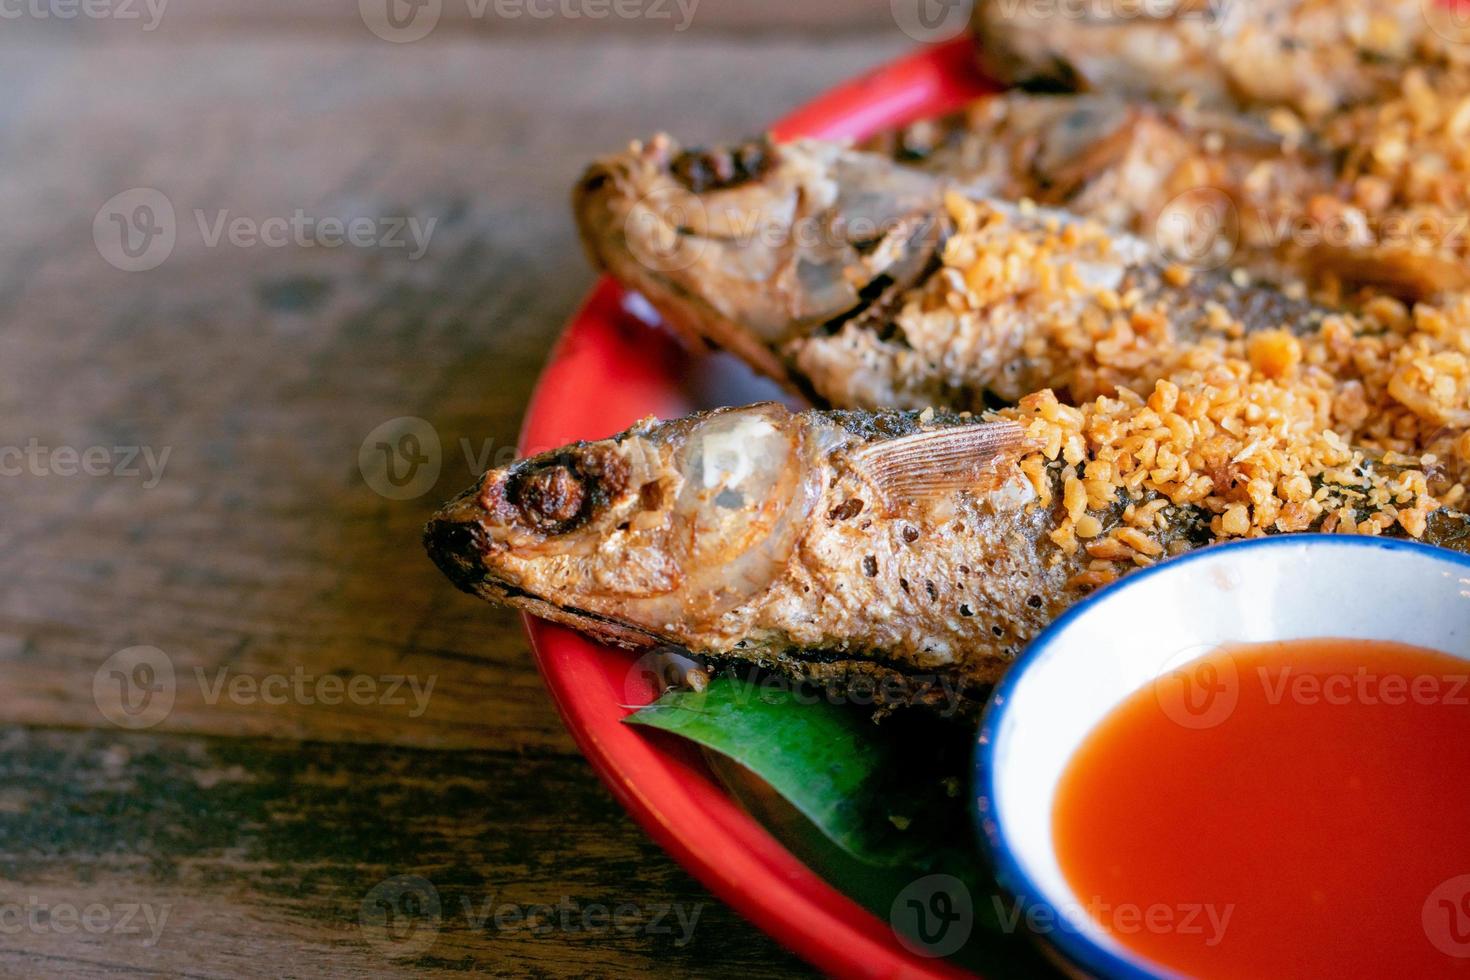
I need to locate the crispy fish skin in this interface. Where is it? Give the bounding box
[865,92,1326,237]
[866,92,1332,289]
[971,0,1454,118]
[870,90,1470,302]
[426,405,1062,712]
[575,134,1327,414]
[425,402,1469,716]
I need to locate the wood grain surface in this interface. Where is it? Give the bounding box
[0,12,917,977]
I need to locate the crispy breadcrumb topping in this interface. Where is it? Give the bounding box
[1322,68,1470,247]
[924,197,1470,581]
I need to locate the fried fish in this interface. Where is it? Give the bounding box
[575,133,1317,411]
[425,391,1468,715]
[970,0,1461,119]
[865,91,1327,270]
[578,100,1470,365]
[871,89,1470,302]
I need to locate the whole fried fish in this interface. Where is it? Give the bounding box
[425,399,1469,715]
[576,134,1322,412]
[971,0,1462,118]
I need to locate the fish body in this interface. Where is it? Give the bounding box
[865,91,1327,259]
[576,134,1324,413]
[426,400,1469,715]
[427,405,1056,710]
[871,90,1470,302]
[971,0,1456,119]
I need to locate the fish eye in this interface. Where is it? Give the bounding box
[508,458,588,532]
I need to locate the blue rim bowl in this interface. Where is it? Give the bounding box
[973,534,1470,979]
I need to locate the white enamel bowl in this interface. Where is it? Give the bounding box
[973,534,1470,979]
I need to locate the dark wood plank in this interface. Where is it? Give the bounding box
[0,727,810,977]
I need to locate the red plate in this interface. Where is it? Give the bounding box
[519,38,993,978]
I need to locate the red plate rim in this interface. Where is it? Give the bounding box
[517,37,994,978]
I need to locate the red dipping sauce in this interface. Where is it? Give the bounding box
[1052,638,1470,979]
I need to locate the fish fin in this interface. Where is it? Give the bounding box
[851,420,1032,506]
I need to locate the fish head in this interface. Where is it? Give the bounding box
[574,134,947,389]
[424,403,824,637]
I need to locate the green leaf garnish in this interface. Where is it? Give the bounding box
[625,674,1056,975]
[628,674,968,866]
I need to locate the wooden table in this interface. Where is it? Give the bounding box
[0,8,914,976]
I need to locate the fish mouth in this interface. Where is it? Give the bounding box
[422,475,518,598]
[422,511,673,651]
[423,513,499,598]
